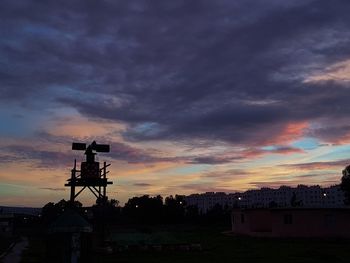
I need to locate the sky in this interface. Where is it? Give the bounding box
[1,0,350,207]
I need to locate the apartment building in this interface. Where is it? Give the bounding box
[185,185,345,213]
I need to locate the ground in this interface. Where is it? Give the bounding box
[0,236,15,255]
[20,225,350,263]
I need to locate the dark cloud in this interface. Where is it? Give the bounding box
[2,141,172,168]
[3,145,74,168]
[2,0,350,147]
[108,142,166,163]
[0,154,18,163]
[39,187,65,191]
[189,156,242,165]
[307,122,350,144]
[280,159,349,170]
[242,146,305,158]
[179,183,236,193]
[133,183,152,187]
[263,146,305,155]
[2,131,257,167]
[202,169,250,180]
[296,174,327,179]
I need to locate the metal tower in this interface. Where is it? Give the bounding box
[65,141,113,204]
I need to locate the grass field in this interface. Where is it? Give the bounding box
[21,225,350,263]
[96,226,350,263]
[0,236,15,256]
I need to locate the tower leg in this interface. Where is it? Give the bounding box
[103,162,107,200]
[70,159,77,203]
[70,184,75,203]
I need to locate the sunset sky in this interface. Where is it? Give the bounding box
[1,0,350,207]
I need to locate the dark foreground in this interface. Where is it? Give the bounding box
[20,226,350,263]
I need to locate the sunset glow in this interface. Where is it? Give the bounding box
[1,0,350,207]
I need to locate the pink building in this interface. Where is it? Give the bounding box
[231,208,350,238]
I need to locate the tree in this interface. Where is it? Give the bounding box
[41,199,83,224]
[164,195,186,223]
[341,165,350,205]
[185,205,200,223]
[110,199,120,207]
[41,202,57,223]
[91,198,121,223]
[123,195,163,224]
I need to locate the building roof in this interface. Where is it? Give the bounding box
[48,209,92,234]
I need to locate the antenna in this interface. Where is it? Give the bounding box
[94,144,110,153]
[72,141,110,152]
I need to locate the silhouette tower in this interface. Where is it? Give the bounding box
[65,141,113,204]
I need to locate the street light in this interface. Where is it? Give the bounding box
[322,192,328,207]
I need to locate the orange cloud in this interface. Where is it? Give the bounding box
[276,121,308,143]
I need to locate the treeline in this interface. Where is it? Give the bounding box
[41,195,231,226]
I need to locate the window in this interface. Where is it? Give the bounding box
[284,214,293,224]
[241,214,245,223]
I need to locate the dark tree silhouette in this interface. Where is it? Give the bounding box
[185,205,200,223]
[91,198,121,223]
[41,199,83,223]
[110,199,119,207]
[41,202,57,223]
[164,195,186,223]
[121,194,232,225]
[341,165,350,205]
[123,195,163,224]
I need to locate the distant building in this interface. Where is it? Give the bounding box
[185,192,242,213]
[185,185,346,213]
[231,208,350,238]
[0,206,41,216]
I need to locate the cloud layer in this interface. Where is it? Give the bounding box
[1,0,350,205]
